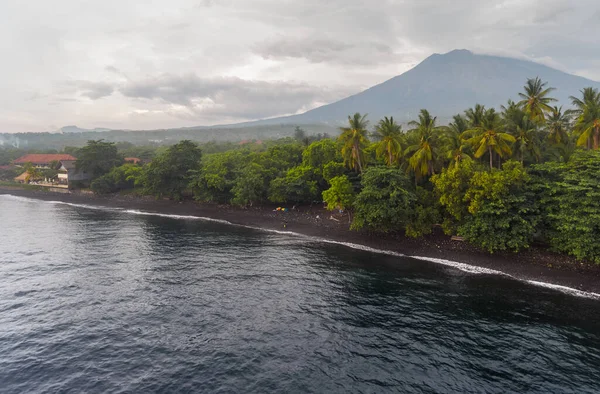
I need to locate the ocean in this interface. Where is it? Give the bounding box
[1,194,600,393]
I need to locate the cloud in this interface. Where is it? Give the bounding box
[120,73,355,121]
[254,36,404,66]
[0,0,599,132]
[76,81,115,100]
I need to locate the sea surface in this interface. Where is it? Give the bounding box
[1,195,600,393]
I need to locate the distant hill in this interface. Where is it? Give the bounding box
[239,49,600,127]
[58,125,112,134]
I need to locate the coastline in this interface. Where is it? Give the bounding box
[2,186,600,297]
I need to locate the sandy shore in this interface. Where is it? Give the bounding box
[2,186,600,296]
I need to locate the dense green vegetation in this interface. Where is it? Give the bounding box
[5,77,600,264]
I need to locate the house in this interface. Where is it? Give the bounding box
[57,160,90,186]
[12,154,90,188]
[12,154,77,169]
[124,157,142,164]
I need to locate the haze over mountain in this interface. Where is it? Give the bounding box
[58,125,112,134]
[241,49,600,127]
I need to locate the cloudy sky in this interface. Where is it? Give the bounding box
[2,0,599,133]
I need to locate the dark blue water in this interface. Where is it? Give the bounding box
[1,195,600,393]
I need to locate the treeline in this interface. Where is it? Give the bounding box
[69,78,600,263]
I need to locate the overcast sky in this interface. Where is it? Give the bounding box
[1,0,599,133]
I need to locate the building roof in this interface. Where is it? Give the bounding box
[14,172,28,181]
[13,154,77,165]
[124,157,141,164]
[60,160,77,171]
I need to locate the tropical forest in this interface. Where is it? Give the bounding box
[5,78,600,263]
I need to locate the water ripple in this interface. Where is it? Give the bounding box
[1,196,600,393]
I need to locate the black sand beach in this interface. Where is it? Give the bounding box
[2,186,600,295]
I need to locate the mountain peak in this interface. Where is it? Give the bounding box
[445,49,473,56]
[425,49,474,63]
[227,50,600,128]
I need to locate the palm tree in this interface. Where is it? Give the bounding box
[512,116,542,163]
[405,109,442,178]
[463,108,516,169]
[339,113,370,172]
[444,114,472,167]
[23,162,42,183]
[517,77,556,123]
[502,102,542,163]
[372,116,404,166]
[546,106,571,145]
[465,104,487,128]
[570,87,600,150]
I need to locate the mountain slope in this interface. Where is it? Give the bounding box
[247,49,600,126]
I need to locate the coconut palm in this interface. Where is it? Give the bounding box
[512,116,542,163]
[546,106,571,145]
[444,114,472,167]
[23,162,42,183]
[570,87,600,150]
[517,77,556,123]
[465,104,487,128]
[338,113,370,172]
[502,102,542,163]
[462,108,516,169]
[405,109,442,178]
[372,116,404,166]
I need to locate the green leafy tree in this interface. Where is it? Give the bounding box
[463,108,515,169]
[231,163,267,206]
[372,116,404,166]
[322,175,355,223]
[431,161,477,234]
[517,77,557,123]
[322,161,347,182]
[142,140,202,200]
[352,167,416,232]
[90,163,143,194]
[76,140,123,179]
[302,139,339,169]
[459,161,538,253]
[254,143,304,179]
[405,187,440,238]
[530,151,600,262]
[268,165,319,203]
[191,150,247,203]
[339,113,370,173]
[570,87,600,150]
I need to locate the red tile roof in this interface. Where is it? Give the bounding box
[124,157,141,164]
[13,154,77,165]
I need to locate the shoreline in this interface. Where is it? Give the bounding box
[2,186,600,297]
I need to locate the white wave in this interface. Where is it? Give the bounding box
[0,194,121,211]
[49,200,122,211]
[0,194,39,203]
[410,256,506,275]
[122,209,232,224]
[526,280,600,300]
[3,193,600,300]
